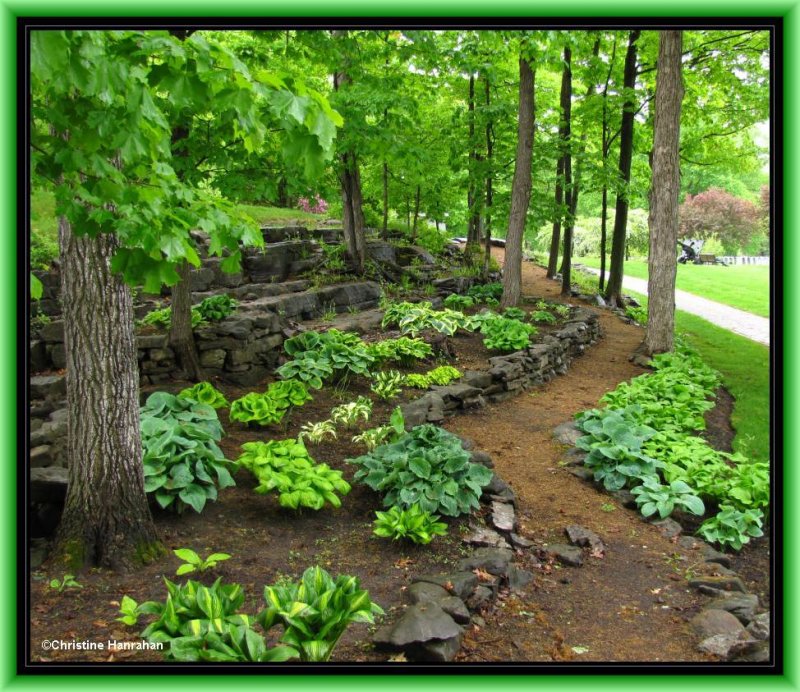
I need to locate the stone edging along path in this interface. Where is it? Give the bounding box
[372,301,770,664]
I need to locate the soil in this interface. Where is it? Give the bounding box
[27,253,771,666]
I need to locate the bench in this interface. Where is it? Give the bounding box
[698,254,727,266]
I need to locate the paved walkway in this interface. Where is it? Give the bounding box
[580,267,771,347]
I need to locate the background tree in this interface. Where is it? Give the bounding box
[679,188,761,254]
[502,43,536,308]
[645,30,684,355]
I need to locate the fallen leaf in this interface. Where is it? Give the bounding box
[394,558,414,569]
[571,645,590,655]
[93,620,108,628]
[388,653,407,663]
[443,580,455,593]
[473,568,494,582]
[590,548,605,559]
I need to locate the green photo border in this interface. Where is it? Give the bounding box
[4,1,792,690]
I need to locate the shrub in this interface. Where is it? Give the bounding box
[196,294,238,322]
[349,424,492,517]
[140,392,236,514]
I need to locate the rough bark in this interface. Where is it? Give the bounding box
[598,35,618,293]
[501,57,535,309]
[605,30,641,307]
[53,218,161,571]
[645,31,684,355]
[466,74,480,250]
[169,262,204,380]
[560,47,574,297]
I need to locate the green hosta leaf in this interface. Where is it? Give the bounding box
[179,484,208,514]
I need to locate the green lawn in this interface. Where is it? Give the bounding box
[620,289,770,465]
[235,203,326,225]
[575,255,770,318]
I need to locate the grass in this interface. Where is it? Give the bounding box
[621,287,770,465]
[575,255,770,317]
[235,203,327,225]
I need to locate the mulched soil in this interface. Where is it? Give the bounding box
[27,255,771,666]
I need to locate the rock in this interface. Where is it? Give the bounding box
[610,488,637,509]
[136,334,168,349]
[30,538,49,570]
[698,632,752,659]
[677,535,705,551]
[464,525,509,549]
[39,320,65,343]
[507,565,534,592]
[411,631,463,662]
[747,612,770,641]
[691,609,749,640]
[565,525,605,557]
[406,583,470,625]
[462,370,492,389]
[651,517,683,539]
[412,572,478,601]
[457,436,475,451]
[490,501,516,533]
[593,294,607,308]
[707,594,759,624]
[568,467,594,481]
[30,445,54,468]
[199,349,226,369]
[224,366,269,388]
[509,533,535,549]
[731,640,770,663]
[701,545,733,568]
[688,575,748,593]
[560,448,587,466]
[30,466,68,504]
[458,547,513,577]
[469,450,494,468]
[465,585,494,611]
[30,375,66,400]
[552,421,583,446]
[547,544,584,567]
[383,602,462,647]
[30,340,48,372]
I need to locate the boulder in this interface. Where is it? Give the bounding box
[457,547,513,577]
[30,466,68,504]
[406,582,470,625]
[565,525,606,557]
[707,593,759,624]
[490,501,516,533]
[547,544,584,567]
[691,609,749,640]
[688,575,748,594]
[463,526,509,550]
[552,421,583,446]
[412,572,478,601]
[30,375,66,401]
[381,602,462,647]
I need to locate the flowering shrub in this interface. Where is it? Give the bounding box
[297,194,329,215]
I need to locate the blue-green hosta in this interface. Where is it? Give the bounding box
[140,392,237,514]
[257,566,384,662]
[630,476,705,519]
[237,439,351,510]
[697,505,764,551]
[348,424,492,517]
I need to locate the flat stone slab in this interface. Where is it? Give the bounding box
[384,602,462,647]
[547,544,584,567]
[457,547,513,576]
[747,612,770,641]
[565,525,605,557]
[651,517,682,538]
[464,525,509,549]
[689,575,747,594]
[707,593,759,624]
[509,533,535,549]
[691,608,749,640]
[412,572,478,601]
[406,582,470,625]
[491,501,516,533]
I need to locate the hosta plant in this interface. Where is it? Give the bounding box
[331,396,373,429]
[370,370,404,400]
[697,506,764,551]
[367,337,433,366]
[425,365,462,386]
[467,282,503,302]
[174,548,231,576]
[196,294,238,322]
[237,439,351,510]
[404,373,432,389]
[480,315,536,352]
[140,392,236,514]
[140,305,204,330]
[630,477,705,519]
[530,310,556,324]
[349,424,492,517]
[178,382,229,409]
[275,356,333,390]
[443,294,476,310]
[257,566,384,662]
[502,307,526,321]
[229,392,284,426]
[298,419,338,444]
[281,329,375,383]
[373,503,447,545]
[352,407,405,450]
[381,301,469,337]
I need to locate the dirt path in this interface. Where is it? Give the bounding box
[579,266,771,346]
[443,256,714,662]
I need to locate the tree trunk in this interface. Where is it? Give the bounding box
[333,34,366,273]
[605,30,641,307]
[645,31,684,355]
[466,74,480,250]
[483,76,494,279]
[412,184,421,241]
[382,159,389,239]
[599,186,608,291]
[501,56,535,309]
[169,262,204,380]
[53,218,161,571]
[560,47,574,297]
[598,34,617,293]
[547,156,564,279]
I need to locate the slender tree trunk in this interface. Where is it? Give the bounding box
[53,218,161,571]
[411,184,421,241]
[605,30,641,307]
[405,193,411,229]
[382,159,389,239]
[466,74,480,251]
[599,34,618,292]
[333,31,366,273]
[645,31,684,355]
[502,57,535,309]
[483,77,494,278]
[560,47,574,297]
[547,156,564,279]
[169,262,204,380]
